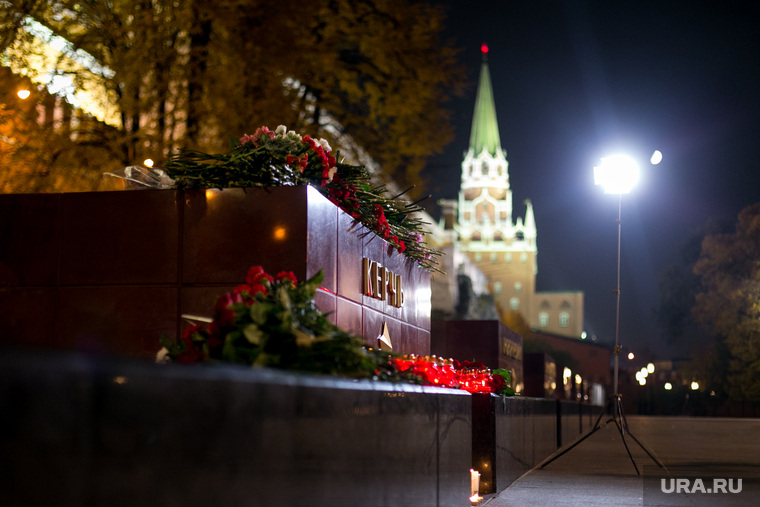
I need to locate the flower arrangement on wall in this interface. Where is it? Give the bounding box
[159,266,514,395]
[161,126,440,270]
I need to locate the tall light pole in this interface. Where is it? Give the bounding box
[538,153,665,475]
[593,154,640,397]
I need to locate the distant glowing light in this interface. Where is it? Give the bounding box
[273,226,287,241]
[575,374,582,385]
[664,382,672,390]
[594,154,640,194]
[143,158,154,168]
[580,331,587,340]
[12,16,119,125]
[17,89,31,99]
[481,43,488,54]
[647,363,655,373]
[650,150,663,165]
[691,381,699,390]
[627,352,635,360]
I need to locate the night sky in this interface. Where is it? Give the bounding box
[423,0,760,359]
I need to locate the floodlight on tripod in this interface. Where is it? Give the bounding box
[537,153,665,475]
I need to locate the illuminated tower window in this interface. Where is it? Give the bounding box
[559,312,570,327]
[514,282,522,293]
[510,297,520,310]
[539,312,549,327]
[493,281,502,294]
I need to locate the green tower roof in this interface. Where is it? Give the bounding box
[468,46,503,157]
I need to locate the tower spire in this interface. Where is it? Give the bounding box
[468,43,503,157]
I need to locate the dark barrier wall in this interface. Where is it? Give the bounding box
[472,395,556,494]
[0,349,471,507]
[472,395,595,495]
[0,348,598,505]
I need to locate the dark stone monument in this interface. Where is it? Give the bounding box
[0,186,431,358]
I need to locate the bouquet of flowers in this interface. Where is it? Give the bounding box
[159,265,514,396]
[162,126,440,270]
[159,265,406,380]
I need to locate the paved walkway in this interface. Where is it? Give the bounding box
[483,416,760,506]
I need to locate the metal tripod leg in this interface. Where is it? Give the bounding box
[537,395,666,475]
[614,395,667,470]
[612,396,641,474]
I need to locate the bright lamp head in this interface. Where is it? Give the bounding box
[594,155,640,194]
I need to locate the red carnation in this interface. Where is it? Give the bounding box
[181,324,201,343]
[491,374,506,394]
[275,271,297,285]
[233,284,252,295]
[246,265,273,285]
[249,283,268,296]
[213,291,243,329]
[177,324,206,364]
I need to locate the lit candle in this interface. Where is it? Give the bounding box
[470,469,480,496]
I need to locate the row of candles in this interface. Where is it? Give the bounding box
[390,355,497,394]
